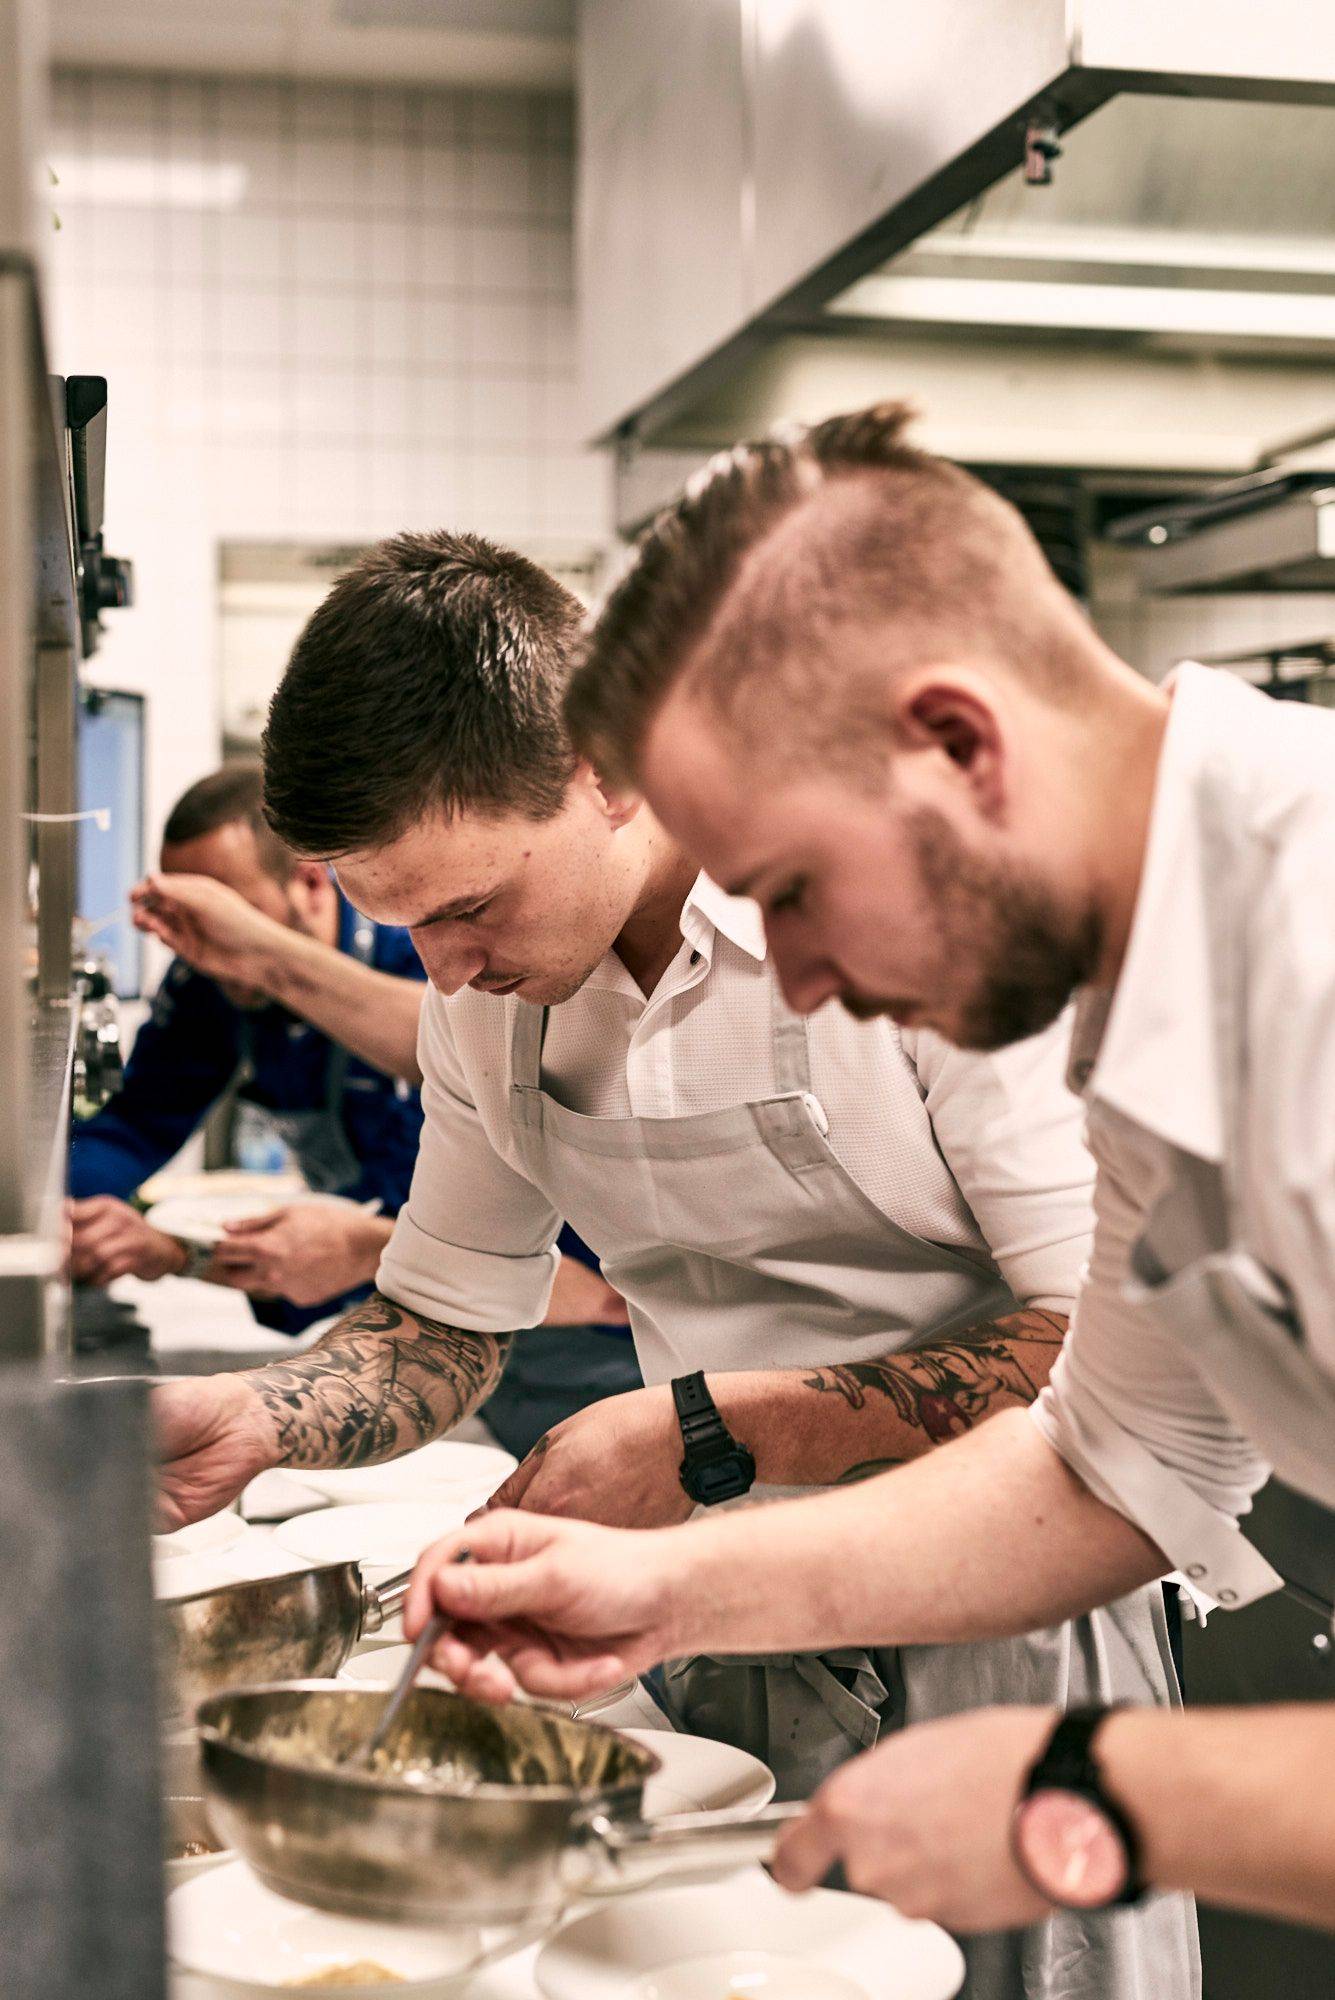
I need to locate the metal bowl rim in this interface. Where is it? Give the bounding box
[195,1679,663,1803]
[157,1558,358,1614]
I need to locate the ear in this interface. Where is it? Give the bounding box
[290,858,332,897]
[579,758,644,833]
[897,676,1006,822]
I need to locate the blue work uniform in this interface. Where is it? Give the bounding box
[69,894,426,1331]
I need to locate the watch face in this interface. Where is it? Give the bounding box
[1013,1789,1129,1910]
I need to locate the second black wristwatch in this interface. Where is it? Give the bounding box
[671,1371,756,1506]
[1011,1705,1146,1911]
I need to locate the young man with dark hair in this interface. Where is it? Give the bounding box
[154,531,1194,2000]
[402,404,1335,1940]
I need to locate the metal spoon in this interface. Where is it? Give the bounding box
[352,1547,472,1771]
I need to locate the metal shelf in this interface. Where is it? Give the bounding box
[0,249,82,1358]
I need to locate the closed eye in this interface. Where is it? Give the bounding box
[767,877,807,917]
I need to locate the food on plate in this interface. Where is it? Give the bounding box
[170,1835,223,1859]
[284,1966,404,1987]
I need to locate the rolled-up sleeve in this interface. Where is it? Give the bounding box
[1031,1110,1282,1608]
[902,1014,1095,1310]
[376,991,561,1333]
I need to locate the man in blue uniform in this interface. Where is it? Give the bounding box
[73,762,641,1435]
[70,763,427,1332]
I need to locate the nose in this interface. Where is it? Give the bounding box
[415,935,487,997]
[769,932,842,1017]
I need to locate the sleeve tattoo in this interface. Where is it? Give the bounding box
[803,1306,1068,1483]
[247,1290,509,1469]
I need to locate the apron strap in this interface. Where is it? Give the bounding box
[769,974,813,1096]
[510,1000,546,1092]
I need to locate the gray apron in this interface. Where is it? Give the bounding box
[505,973,1198,2000]
[237,917,374,1195]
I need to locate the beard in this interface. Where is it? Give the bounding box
[847,808,1101,1051]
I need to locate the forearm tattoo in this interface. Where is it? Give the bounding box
[247,1291,508,1470]
[805,1306,1067,1481]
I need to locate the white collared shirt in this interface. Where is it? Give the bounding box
[1031,662,1335,1607]
[379,873,1096,1342]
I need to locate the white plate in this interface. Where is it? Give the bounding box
[294,1441,517,1509]
[621,1728,774,1820]
[169,1858,487,1995]
[146,1188,373,1250]
[154,1510,246,1563]
[273,1500,474,1575]
[137,1167,308,1208]
[535,1874,964,2000]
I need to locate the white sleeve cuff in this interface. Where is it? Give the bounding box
[1030,1387,1284,1610]
[376,1206,559,1336]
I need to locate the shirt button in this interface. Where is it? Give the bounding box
[690,951,702,966]
[1217,1588,1238,1605]
[1185,1564,1206,1580]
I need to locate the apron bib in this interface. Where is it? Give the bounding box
[504,971,1197,2000]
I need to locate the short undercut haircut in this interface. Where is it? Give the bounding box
[565,402,1091,785]
[263,531,582,857]
[162,762,294,881]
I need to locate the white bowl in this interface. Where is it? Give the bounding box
[272,1500,476,1576]
[536,1873,965,2000]
[293,1441,516,1509]
[168,1858,487,1995]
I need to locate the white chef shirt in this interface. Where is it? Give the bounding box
[1032,662,1335,1608]
[379,874,1096,1339]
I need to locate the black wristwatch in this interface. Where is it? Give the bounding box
[1011,1705,1145,1911]
[671,1372,756,1506]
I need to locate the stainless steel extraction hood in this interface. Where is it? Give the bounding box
[580,1,1335,466]
[1107,471,1335,593]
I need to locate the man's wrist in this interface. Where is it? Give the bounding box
[1086,1708,1170,1891]
[234,1369,293,1475]
[161,1233,193,1278]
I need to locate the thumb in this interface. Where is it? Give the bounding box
[222,1207,287,1236]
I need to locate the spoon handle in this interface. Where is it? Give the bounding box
[361,1612,448,1762]
[358,1546,472,1765]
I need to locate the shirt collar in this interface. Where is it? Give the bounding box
[579,870,768,1000]
[682,872,768,961]
[1071,661,1257,1164]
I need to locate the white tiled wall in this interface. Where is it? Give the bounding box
[43,68,608,855]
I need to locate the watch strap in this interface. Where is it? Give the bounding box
[671,1371,756,1503]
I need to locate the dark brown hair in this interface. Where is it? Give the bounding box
[161,762,294,880]
[565,402,1083,784]
[263,531,583,857]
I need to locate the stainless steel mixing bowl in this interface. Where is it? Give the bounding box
[159,1562,410,1721]
[198,1682,799,1926]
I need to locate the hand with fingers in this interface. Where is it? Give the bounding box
[210,1200,387,1307]
[153,1373,279,1530]
[476,1384,696,1530]
[69,1194,190,1287]
[770,1706,1058,1932]
[402,1510,688,1707]
[130,870,279,987]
